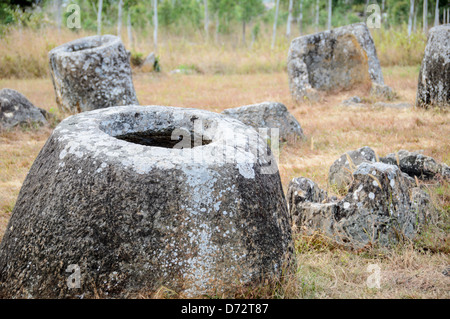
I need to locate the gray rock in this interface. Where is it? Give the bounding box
[443,267,450,277]
[0,105,293,298]
[343,96,362,104]
[341,96,366,107]
[0,88,48,130]
[370,83,396,101]
[373,102,411,109]
[222,102,305,143]
[328,146,377,192]
[381,150,449,180]
[143,52,156,68]
[49,35,139,114]
[416,25,450,109]
[288,23,385,102]
[287,177,328,213]
[290,162,436,247]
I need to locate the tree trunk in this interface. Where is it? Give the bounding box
[413,2,418,33]
[315,0,319,32]
[298,0,303,35]
[127,9,133,50]
[204,0,209,37]
[251,22,256,49]
[364,0,369,17]
[55,0,62,34]
[242,21,246,46]
[423,0,428,33]
[272,0,280,49]
[434,0,439,27]
[215,12,219,44]
[327,0,332,30]
[117,0,123,38]
[286,0,293,38]
[153,0,158,51]
[97,0,103,36]
[407,0,414,38]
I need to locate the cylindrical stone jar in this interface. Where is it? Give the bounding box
[0,105,293,298]
[416,25,450,109]
[49,35,139,113]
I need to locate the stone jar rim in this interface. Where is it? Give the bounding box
[53,105,272,176]
[48,35,122,57]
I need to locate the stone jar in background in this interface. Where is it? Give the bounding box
[416,25,450,109]
[49,35,139,113]
[287,23,386,102]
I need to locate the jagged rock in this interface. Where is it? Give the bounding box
[222,102,305,143]
[0,105,293,298]
[49,35,139,114]
[328,146,377,191]
[287,177,328,213]
[416,25,450,109]
[288,23,385,102]
[290,162,436,247]
[0,88,48,130]
[381,150,449,180]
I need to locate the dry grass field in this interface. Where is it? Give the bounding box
[0,60,449,297]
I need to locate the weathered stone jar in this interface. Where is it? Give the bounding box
[49,35,139,113]
[287,23,386,102]
[0,105,293,298]
[416,25,450,109]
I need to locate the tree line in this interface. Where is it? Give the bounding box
[1,0,449,47]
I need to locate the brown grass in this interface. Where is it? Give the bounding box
[0,65,449,298]
[0,26,427,79]
[0,28,290,78]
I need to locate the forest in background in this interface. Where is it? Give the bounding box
[0,0,449,78]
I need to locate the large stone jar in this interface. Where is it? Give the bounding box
[0,105,293,298]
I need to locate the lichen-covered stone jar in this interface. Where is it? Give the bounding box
[49,35,139,113]
[0,105,293,298]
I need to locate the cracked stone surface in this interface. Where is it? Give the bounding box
[222,102,305,143]
[0,105,293,298]
[289,162,436,247]
[287,177,328,212]
[49,35,139,113]
[328,146,377,192]
[416,25,450,109]
[288,23,385,102]
[381,150,450,180]
[0,88,48,130]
